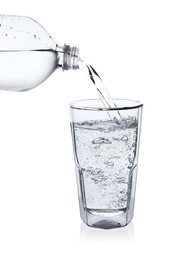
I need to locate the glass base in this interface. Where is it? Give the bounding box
[80,206,134,229]
[83,212,132,229]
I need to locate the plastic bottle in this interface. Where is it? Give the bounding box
[0,14,79,91]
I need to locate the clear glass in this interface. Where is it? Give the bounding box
[70,99,143,229]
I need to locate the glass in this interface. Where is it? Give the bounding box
[70,99,143,229]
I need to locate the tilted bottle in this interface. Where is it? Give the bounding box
[0,14,79,91]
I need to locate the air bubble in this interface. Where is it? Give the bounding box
[34,35,37,38]
[95,168,104,174]
[128,157,133,163]
[85,167,104,176]
[113,117,120,125]
[104,161,114,167]
[5,34,8,37]
[86,166,93,172]
[118,196,127,202]
[112,137,120,141]
[92,137,112,145]
[120,190,126,194]
[103,129,110,133]
[91,177,102,184]
[91,175,108,184]
[116,177,126,183]
[121,135,128,141]
[93,145,100,149]
[115,156,120,159]
[110,156,121,159]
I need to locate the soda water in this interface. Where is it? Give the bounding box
[73,117,137,214]
[0,50,57,91]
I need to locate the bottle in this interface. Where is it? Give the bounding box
[0,14,79,91]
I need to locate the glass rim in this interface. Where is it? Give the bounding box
[70,98,143,111]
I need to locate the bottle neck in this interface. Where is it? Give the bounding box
[56,44,79,70]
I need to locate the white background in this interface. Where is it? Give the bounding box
[0,0,183,259]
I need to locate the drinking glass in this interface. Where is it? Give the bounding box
[70,99,143,229]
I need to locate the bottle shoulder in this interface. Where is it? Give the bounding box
[0,14,57,51]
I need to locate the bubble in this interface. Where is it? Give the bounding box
[104,161,114,167]
[113,117,120,125]
[116,177,126,183]
[91,177,101,184]
[103,129,110,133]
[109,156,121,160]
[91,175,108,184]
[93,145,100,149]
[112,137,120,141]
[118,196,127,204]
[85,167,104,176]
[34,35,37,38]
[95,168,104,174]
[86,166,93,173]
[91,177,100,184]
[128,157,133,163]
[120,190,126,194]
[129,120,137,128]
[115,156,121,159]
[5,34,8,37]
[120,194,127,201]
[113,156,121,159]
[92,137,112,145]
[121,135,128,141]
